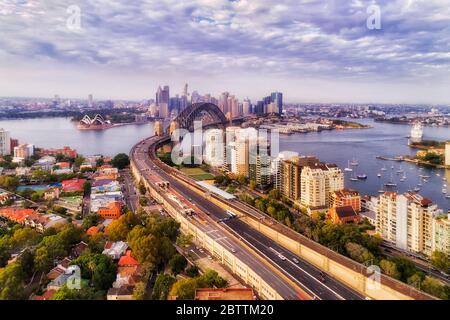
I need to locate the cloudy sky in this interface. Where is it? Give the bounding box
[1,0,449,104]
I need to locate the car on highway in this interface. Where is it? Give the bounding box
[278,254,286,261]
[292,258,299,264]
[231,249,236,253]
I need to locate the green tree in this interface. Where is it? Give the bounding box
[421,276,450,300]
[236,175,247,185]
[132,281,147,300]
[169,277,198,300]
[379,259,401,280]
[152,273,176,300]
[74,156,85,167]
[34,235,67,271]
[82,214,100,230]
[431,250,449,273]
[11,227,41,249]
[111,153,130,170]
[138,182,147,195]
[391,257,417,282]
[51,282,103,300]
[268,189,281,200]
[0,176,20,192]
[249,180,257,190]
[345,242,375,264]
[0,263,26,300]
[0,235,12,267]
[176,234,193,248]
[169,254,188,275]
[71,253,117,291]
[186,265,199,277]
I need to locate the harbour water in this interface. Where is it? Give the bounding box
[1,117,449,211]
[280,119,450,211]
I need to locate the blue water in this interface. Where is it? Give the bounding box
[1,117,448,211]
[280,119,450,211]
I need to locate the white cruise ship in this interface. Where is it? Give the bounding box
[410,123,423,141]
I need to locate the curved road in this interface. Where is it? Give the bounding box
[132,135,364,300]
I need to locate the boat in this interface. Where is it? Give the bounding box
[417,183,422,187]
[381,166,387,172]
[350,158,359,166]
[443,189,448,194]
[385,173,397,187]
[414,187,421,192]
[446,195,450,199]
[377,173,381,178]
[344,160,353,172]
[410,122,423,142]
[357,174,368,180]
[436,173,441,177]
[420,175,431,179]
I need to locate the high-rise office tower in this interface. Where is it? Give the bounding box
[156,85,170,106]
[0,129,11,156]
[242,98,251,116]
[271,92,283,115]
[219,92,229,114]
[88,94,94,108]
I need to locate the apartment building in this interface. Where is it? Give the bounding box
[433,214,450,257]
[376,192,439,256]
[331,189,361,212]
[300,163,344,210]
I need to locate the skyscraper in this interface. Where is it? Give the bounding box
[88,94,94,108]
[204,129,225,167]
[156,85,170,106]
[0,128,11,156]
[271,92,283,115]
[242,98,251,116]
[219,92,229,115]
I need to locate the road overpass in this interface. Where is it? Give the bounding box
[131,135,366,300]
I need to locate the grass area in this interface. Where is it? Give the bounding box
[180,167,215,181]
[59,196,83,205]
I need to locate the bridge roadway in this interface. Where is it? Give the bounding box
[132,138,302,300]
[132,136,364,300]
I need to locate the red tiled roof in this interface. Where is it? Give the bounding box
[118,250,139,267]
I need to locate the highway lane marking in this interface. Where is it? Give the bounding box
[243,232,346,300]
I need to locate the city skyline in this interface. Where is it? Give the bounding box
[1,1,450,104]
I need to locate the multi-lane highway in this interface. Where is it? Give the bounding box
[132,136,365,300]
[132,137,303,300]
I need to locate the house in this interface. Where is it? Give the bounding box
[25,214,68,232]
[70,241,89,258]
[328,206,361,224]
[102,241,128,260]
[44,187,60,201]
[15,167,32,176]
[86,226,100,236]
[47,273,70,291]
[0,192,14,205]
[0,208,36,224]
[32,289,57,300]
[98,201,122,220]
[47,257,73,280]
[107,286,134,300]
[118,250,139,268]
[62,179,86,193]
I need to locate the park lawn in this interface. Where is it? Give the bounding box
[180,167,215,181]
[191,173,215,181]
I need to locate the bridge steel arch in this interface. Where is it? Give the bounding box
[175,102,227,131]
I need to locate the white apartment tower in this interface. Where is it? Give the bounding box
[0,128,11,156]
[376,192,439,256]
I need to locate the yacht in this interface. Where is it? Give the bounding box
[350,158,359,166]
[377,173,381,178]
[381,166,387,172]
[414,187,421,192]
[443,189,448,194]
[357,174,368,180]
[344,160,353,172]
[385,173,397,187]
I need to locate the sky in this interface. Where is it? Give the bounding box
[0,0,450,104]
